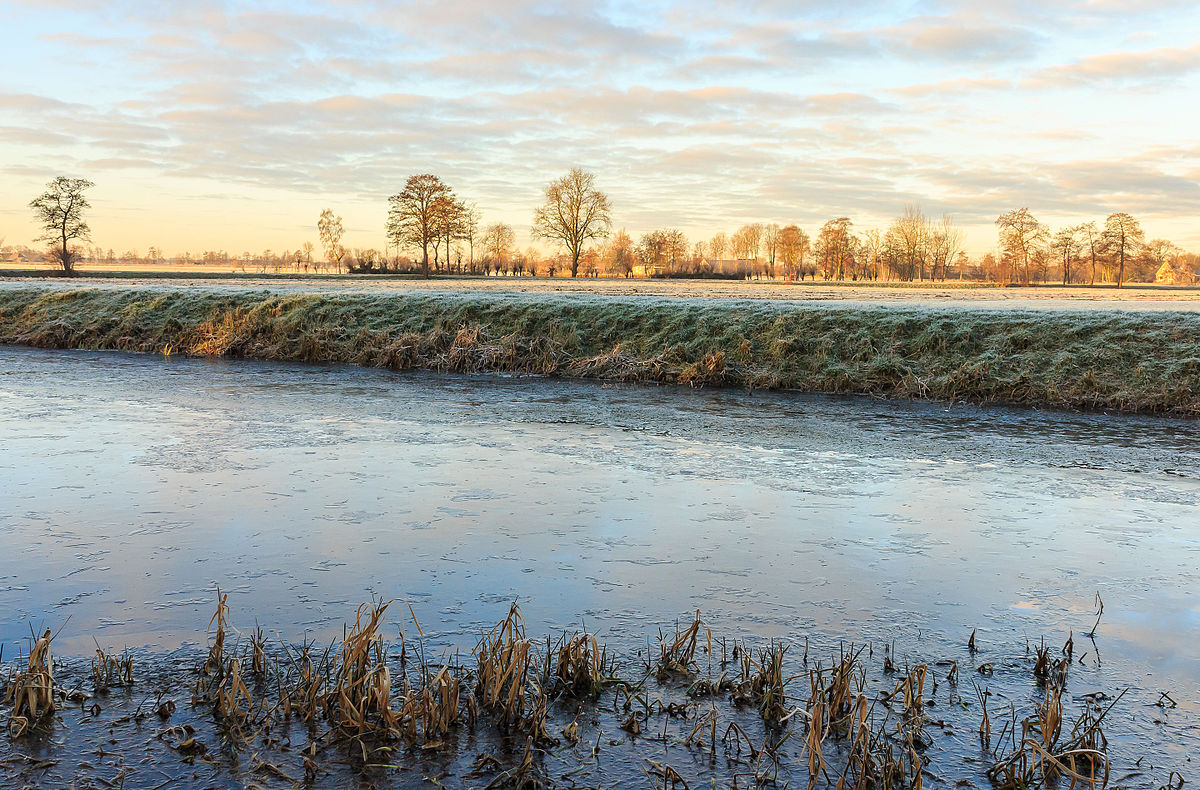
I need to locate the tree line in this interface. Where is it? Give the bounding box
[18,174,1199,285]
[992,208,1187,287]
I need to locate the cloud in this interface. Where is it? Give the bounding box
[883,18,1041,62]
[0,92,81,112]
[1,0,1199,252]
[890,77,1012,97]
[1027,41,1200,85]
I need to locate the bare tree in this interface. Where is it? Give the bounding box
[778,224,810,280]
[482,222,516,274]
[995,208,1047,285]
[604,229,636,277]
[886,205,928,281]
[464,202,482,273]
[523,246,543,276]
[637,230,667,273]
[763,223,781,277]
[1143,238,1179,271]
[815,218,856,280]
[730,226,755,277]
[732,224,765,277]
[30,176,94,273]
[532,167,611,277]
[980,252,1001,282]
[386,174,453,278]
[1144,239,1188,283]
[954,250,971,280]
[432,196,467,272]
[1051,224,1083,285]
[692,240,710,275]
[579,248,601,278]
[317,209,346,273]
[348,248,382,273]
[663,229,688,273]
[1101,212,1144,288]
[927,215,963,281]
[1080,221,1100,285]
[861,228,884,280]
[746,224,764,265]
[709,232,728,271]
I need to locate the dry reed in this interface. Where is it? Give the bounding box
[0,595,1138,789]
[4,629,55,737]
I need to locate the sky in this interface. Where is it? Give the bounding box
[1,0,1199,258]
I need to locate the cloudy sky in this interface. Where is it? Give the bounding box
[2,0,1198,256]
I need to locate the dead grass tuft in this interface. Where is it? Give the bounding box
[4,629,55,737]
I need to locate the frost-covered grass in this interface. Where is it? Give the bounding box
[0,267,429,281]
[2,286,1199,414]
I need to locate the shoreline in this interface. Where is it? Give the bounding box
[1,284,1199,415]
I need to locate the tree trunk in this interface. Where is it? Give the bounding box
[59,225,73,274]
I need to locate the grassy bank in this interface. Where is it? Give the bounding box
[1,285,1199,414]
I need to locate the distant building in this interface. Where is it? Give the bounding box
[1155,260,1199,285]
[2,251,41,264]
[631,258,754,278]
[709,258,748,277]
[632,262,668,278]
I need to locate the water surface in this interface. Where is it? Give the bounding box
[1,347,1198,773]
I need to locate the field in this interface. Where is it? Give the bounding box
[4,267,1200,310]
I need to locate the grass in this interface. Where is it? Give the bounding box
[2,285,1200,413]
[0,267,432,281]
[7,268,1200,294]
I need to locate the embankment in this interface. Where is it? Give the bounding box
[1,285,1198,414]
